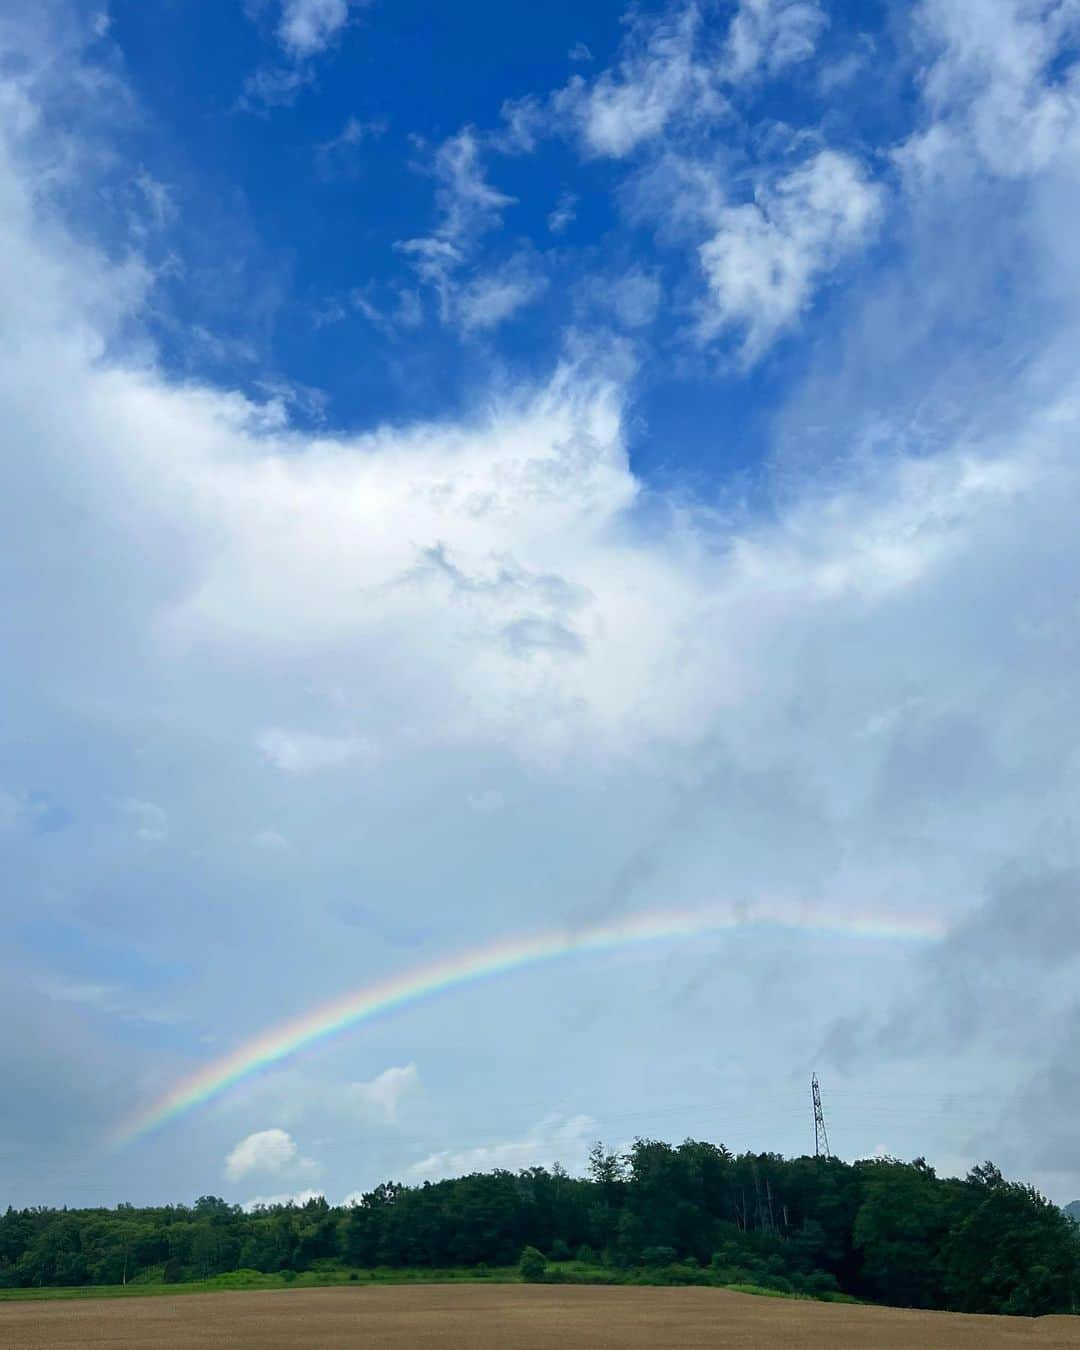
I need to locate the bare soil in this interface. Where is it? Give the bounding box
[2,1283,1079,1349]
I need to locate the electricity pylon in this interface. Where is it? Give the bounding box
[812,1073,830,1159]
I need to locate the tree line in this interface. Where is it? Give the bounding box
[2,1141,1078,1315]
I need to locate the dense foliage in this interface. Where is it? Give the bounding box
[3,1143,1078,1315]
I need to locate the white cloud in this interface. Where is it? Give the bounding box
[225,1127,305,1180]
[818,35,875,96]
[545,1,825,161]
[547,190,577,233]
[606,268,662,329]
[554,5,718,159]
[256,729,377,774]
[343,282,425,333]
[253,828,291,850]
[277,0,355,59]
[495,95,547,155]
[0,80,1069,799]
[238,63,311,113]
[408,1113,597,1182]
[455,254,548,333]
[212,1064,422,1133]
[315,115,385,178]
[240,0,368,112]
[396,128,515,317]
[343,1063,421,1124]
[119,797,168,842]
[904,0,1080,178]
[722,0,828,83]
[698,150,883,362]
[133,171,175,232]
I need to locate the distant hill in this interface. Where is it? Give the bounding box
[1065,1201,1080,1223]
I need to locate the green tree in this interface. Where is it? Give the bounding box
[518,1245,546,1281]
[944,1179,1080,1315]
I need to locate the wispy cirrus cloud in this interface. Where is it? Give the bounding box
[395,127,523,328]
[315,114,386,179]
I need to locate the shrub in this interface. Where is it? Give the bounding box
[662,1263,710,1286]
[800,1269,839,1296]
[519,1246,547,1282]
[549,1239,571,1262]
[641,1246,678,1266]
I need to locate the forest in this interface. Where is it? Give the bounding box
[2,1142,1078,1316]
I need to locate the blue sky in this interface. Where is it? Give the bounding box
[3,0,1080,1210]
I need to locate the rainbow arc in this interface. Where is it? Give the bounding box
[109,901,945,1149]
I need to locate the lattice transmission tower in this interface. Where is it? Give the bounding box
[811,1073,830,1159]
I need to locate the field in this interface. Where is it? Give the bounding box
[2,1283,1079,1349]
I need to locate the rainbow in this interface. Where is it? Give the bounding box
[109,901,945,1149]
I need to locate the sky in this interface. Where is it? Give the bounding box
[1,0,1080,1211]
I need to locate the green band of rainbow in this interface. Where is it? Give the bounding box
[109,901,945,1149]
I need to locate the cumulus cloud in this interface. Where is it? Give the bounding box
[697,150,883,361]
[215,1063,424,1133]
[344,1063,421,1124]
[408,1113,597,1182]
[225,1127,316,1180]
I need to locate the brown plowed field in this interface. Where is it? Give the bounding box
[2,1284,1079,1349]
